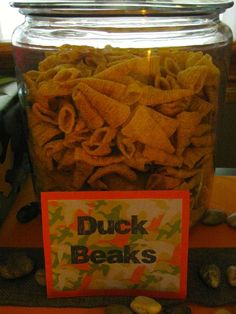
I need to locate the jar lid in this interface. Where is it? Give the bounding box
[10,0,234,16]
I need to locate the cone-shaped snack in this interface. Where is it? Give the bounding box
[158,99,188,117]
[205,85,218,105]
[95,57,137,81]
[183,147,212,168]
[143,145,183,167]
[58,101,76,134]
[167,75,180,89]
[124,153,149,171]
[27,107,42,128]
[162,167,200,179]
[72,161,95,190]
[64,121,91,148]
[121,82,143,105]
[82,141,112,156]
[146,107,179,137]
[185,51,203,68]
[194,124,212,137]
[191,134,214,147]
[88,163,137,189]
[77,82,130,128]
[74,147,125,166]
[122,141,148,171]
[194,54,220,87]
[177,65,208,93]
[171,49,191,70]
[37,78,80,98]
[32,102,58,125]
[117,134,136,159]
[189,96,215,119]
[176,111,201,156]
[102,173,145,191]
[73,88,104,129]
[162,57,180,77]
[82,127,117,156]
[31,122,61,147]
[78,78,127,101]
[89,126,117,146]
[157,77,171,90]
[40,139,65,171]
[146,173,182,190]
[95,55,160,82]
[121,106,174,153]
[53,67,81,81]
[57,148,75,170]
[139,85,193,106]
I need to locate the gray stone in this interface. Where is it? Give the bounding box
[0,253,34,279]
[104,304,133,314]
[16,202,40,224]
[163,304,192,314]
[226,265,236,287]
[201,209,226,226]
[226,213,236,228]
[34,268,46,287]
[199,264,221,288]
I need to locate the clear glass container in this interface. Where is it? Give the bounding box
[11,0,234,226]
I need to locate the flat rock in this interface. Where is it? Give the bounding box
[0,253,34,279]
[226,213,236,228]
[201,209,226,226]
[226,265,236,287]
[130,296,162,314]
[34,268,46,287]
[16,202,41,224]
[199,264,221,288]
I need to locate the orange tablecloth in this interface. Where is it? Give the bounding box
[0,175,236,314]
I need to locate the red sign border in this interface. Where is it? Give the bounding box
[41,190,190,299]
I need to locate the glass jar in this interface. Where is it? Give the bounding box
[11,0,233,227]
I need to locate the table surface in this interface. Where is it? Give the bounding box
[0,175,236,314]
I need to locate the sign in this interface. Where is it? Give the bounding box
[41,190,189,298]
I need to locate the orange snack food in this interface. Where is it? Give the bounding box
[23,45,219,226]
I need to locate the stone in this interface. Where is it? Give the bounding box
[226,265,236,287]
[163,304,192,313]
[214,309,232,314]
[226,213,236,228]
[34,268,46,287]
[199,264,221,288]
[16,202,41,223]
[0,253,34,279]
[104,304,133,314]
[201,209,226,226]
[130,296,162,314]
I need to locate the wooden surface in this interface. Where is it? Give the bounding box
[0,175,235,314]
[0,43,14,76]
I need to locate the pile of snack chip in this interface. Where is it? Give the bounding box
[23,45,219,225]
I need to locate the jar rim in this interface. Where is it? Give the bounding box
[10,0,234,16]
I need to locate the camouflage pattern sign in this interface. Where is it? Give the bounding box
[41,190,189,298]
